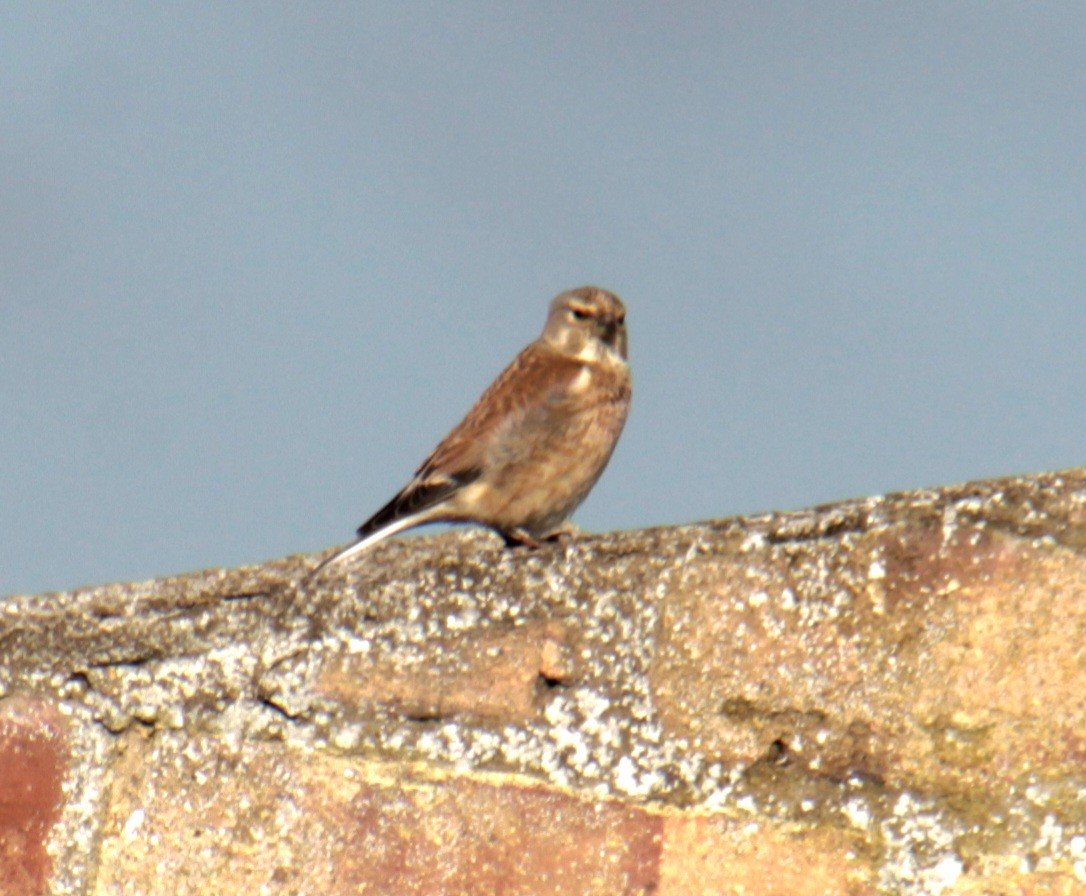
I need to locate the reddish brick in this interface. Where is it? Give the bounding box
[0,696,69,896]
[335,780,662,894]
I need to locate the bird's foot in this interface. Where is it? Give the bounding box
[499,528,544,549]
[499,521,583,550]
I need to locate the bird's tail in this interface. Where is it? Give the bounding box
[306,511,430,580]
[306,471,476,581]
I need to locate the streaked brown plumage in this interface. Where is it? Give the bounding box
[310,286,631,575]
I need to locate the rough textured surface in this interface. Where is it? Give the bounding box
[2,469,1086,894]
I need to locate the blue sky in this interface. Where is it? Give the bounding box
[3,4,1084,595]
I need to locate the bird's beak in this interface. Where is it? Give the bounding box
[604,320,628,360]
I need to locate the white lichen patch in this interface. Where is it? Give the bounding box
[878,792,965,896]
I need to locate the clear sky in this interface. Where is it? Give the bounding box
[3,4,1084,596]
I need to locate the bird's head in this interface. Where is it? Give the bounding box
[542,286,628,362]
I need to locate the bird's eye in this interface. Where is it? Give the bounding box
[570,308,591,321]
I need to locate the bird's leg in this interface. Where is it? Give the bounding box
[498,527,543,549]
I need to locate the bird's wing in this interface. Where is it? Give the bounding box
[355,469,473,537]
[414,342,588,481]
[354,343,587,538]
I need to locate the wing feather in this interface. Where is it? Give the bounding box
[355,468,481,538]
[415,343,600,480]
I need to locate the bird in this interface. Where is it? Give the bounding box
[309,285,631,577]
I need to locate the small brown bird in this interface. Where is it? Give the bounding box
[310,286,631,575]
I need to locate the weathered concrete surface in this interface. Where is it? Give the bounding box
[2,469,1086,894]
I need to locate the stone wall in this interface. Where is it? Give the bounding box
[2,470,1086,894]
